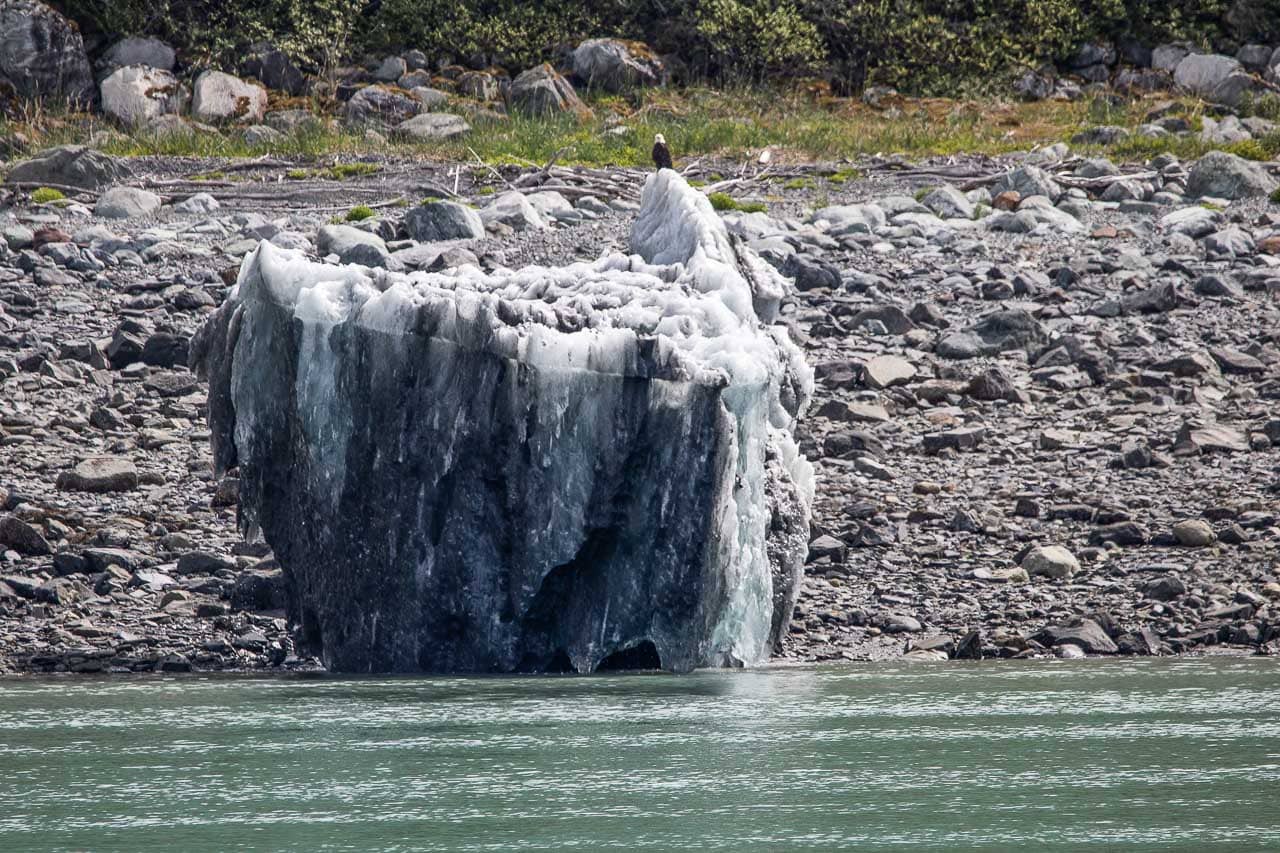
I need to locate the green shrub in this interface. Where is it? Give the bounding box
[55,0,363,69]
[326,162,380,179]
[345,204,375,221]
[707,191,766,212]
[707,191,736,211]
[30,187,65,203]
[1223,139,1268,160]
[1271,186,1280,205]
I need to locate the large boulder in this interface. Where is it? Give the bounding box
[242,42,306,96]
[1186,151,1279,200]
[404,200,485,241]
[3,145,129,190]
[394,112,470,141]
[95,186,163,219]
[1173,53,1243,98]
[571,38,665,92]
[343,85,419,125]
[0,0,93,105]
[192,70,268,123]
[100,66,187,126]
[509,63,591,117]
[98,36,175,72]
[991,165,1061,202]
[190,168,811,674]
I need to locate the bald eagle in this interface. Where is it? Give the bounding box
[652,133,673,171]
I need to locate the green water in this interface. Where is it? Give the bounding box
[1,658,1278,852]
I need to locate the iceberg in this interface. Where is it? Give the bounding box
[192,169,813,673]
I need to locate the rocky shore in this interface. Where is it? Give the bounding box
[1,141,1279,673]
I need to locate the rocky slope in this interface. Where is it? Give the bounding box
[1,145,1278,673]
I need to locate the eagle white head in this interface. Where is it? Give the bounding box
[654,133,666,144]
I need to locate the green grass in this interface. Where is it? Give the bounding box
[783,177,814,190]
[1,87,1277,177]
[345,204,375,221]
[29,187,64,203]
[707,191,767,213]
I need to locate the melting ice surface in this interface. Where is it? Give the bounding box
[194,169,814,674]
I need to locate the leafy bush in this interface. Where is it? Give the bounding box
[30,187,65,203]
[345,204,375,221]
[707,191,766,212]
[51,0,1259,96]
[53,0,363,69]
[1271,187,1280,205]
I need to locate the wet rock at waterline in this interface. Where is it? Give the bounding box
[193,169,812,674]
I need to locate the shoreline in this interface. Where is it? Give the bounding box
[2,147,1278,675]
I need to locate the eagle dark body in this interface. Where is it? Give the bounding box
[652,139,673,171]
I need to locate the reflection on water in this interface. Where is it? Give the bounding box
[1,658,1278,852]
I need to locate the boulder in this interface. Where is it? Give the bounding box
[95,186,162,219]
[344,85,419,125]
[0,514,51,556]
[394,112,470,141]
[991,165,1061,202]
[936,309,1048,360]
[571,38,664,92]
[55,457,139,492]
[1172,519,1215,547]
[191,71,268,123]
[1186,151,1278,200]
[189,168,811,674]
[404,200,485,242]
[457,70,499,100]
[0,1,94,105]
[509,63,591,117]
[1021,545,1079,579]
[3,145,129,190]
[1037,619,1118,654]
[242,42,306,96]
[315,224,391,268]
[1173,53,1243,97]
[99,36,175,72]
[480,191,547,231]
[100,66,187,126]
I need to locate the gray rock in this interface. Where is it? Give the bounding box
[1186,151,1278,199]
[480,191,546,231]
[192,71,268,123]
[263,110,319,133]
[1151,43,1191,72]
[992,165,1061,202]
[230,568,287,611]
[1172,519,1215,547]
[374,55,407,83]
[1173,53,1242,96]
[1143,574,1186,601]
[172,192,220,214]
[4,145,129,190]
[937,309,1047,360]
[1208,70,1275,107]
[457,70,499,100]
[921,185,974,219]
[100,66,186,126]
[0,515,51,556]
[243,42,307,95]
[571,38,664,92]
[509,63,590,117]
[344,85,420,125]
[1237,43,1275,71]
[95,186,162,219]
[863,354,916,389]
[1160,205,1222,237]
[394,112,471,141]
[411,87,450,109]
[99,36,174,73]
[0,0,94,105]
[55,457,139,492]
[243,124,284,145]
[1021,545,1079,579]
[404,200,485,241]
[1039,619,1117,654]
[316,223,391,267]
